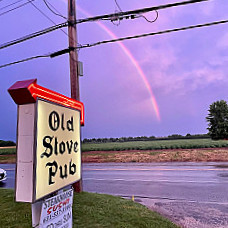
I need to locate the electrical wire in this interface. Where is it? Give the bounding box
[0,0,24,11]
[111,15,121,26]
[137,10,159,23]
[77,19,228,49]
[0,54,50,69]
[44,2,67,19]
[0,0,212,51]
[0,47,72,69]
[41,0,79,46]
[40,0,81,50]
[26,0,69,38]
[0,21,68,50]
[114,0,122,12]
[76,0,210,24]
[44,0,67,19]
[0,0,35,16]
[26,0,79,48]
[112,0,158,25]
[112,0,122,26]
[27,0,55,23]
[42,0,67,19]
[43,0,82,51]
[1,18,228,69]
[104,10,159,25]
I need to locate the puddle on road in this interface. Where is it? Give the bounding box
[214,164,228,168]
[218,173,228,178]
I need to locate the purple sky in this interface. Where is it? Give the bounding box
[0,0,227,141]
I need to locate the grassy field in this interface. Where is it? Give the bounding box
[0,147,16,155]
[0,147,16,163]
[0,189,178,228]
[1,138,228,163]
[1,139,228,154]
[82,138,228,152]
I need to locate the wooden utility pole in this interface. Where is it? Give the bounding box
[68,0,82,192]
[68,0,79,100]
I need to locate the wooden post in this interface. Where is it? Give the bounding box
[68,0,82,192]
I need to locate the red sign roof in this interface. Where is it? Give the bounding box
[8,79,84,126]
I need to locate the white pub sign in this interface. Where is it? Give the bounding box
[8,79,84,202]
[36,99,81,200]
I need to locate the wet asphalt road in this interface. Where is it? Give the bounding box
[83,162,228,203]
[82,162,228,228]
[1,162,228,227]
[0,163,15,189]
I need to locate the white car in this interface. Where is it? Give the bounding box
[0,168,6,182]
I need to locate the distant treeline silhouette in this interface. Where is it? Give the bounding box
[82,133,210,144]
[0,140,16,147]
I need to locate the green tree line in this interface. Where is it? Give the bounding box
[0,140,16,147]
[82,134,209,144]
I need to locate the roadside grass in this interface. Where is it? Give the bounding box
[0,189,178,228]
[82,138,228,152]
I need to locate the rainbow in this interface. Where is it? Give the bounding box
[61,1,160,121]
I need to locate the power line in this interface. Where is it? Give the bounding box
[77,19,228,49]
[111,0,122,27]
[111,0,159,25]
[0,0,24,11]
[0,47,72,69]
[44,0,66,18]
[41,0,81,50]
[1,1,76,50]
[42,0,67,19]
[136,10,159,24]
[1,18,227,69]
[26,0,69,38]
[0,54,49,69]
[114,0,122,12]
[27,0,55,23]
[0,0,35,17]
[76,0,210,24]
[0,0,212,50]
[0,22,68,50]
[37,0,77,44]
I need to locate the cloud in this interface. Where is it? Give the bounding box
[199,1,216,16]
[217,32,228,49]
[131,35,228,96]
[151,65,227,96]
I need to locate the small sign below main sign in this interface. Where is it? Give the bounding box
[39,188,73,228]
